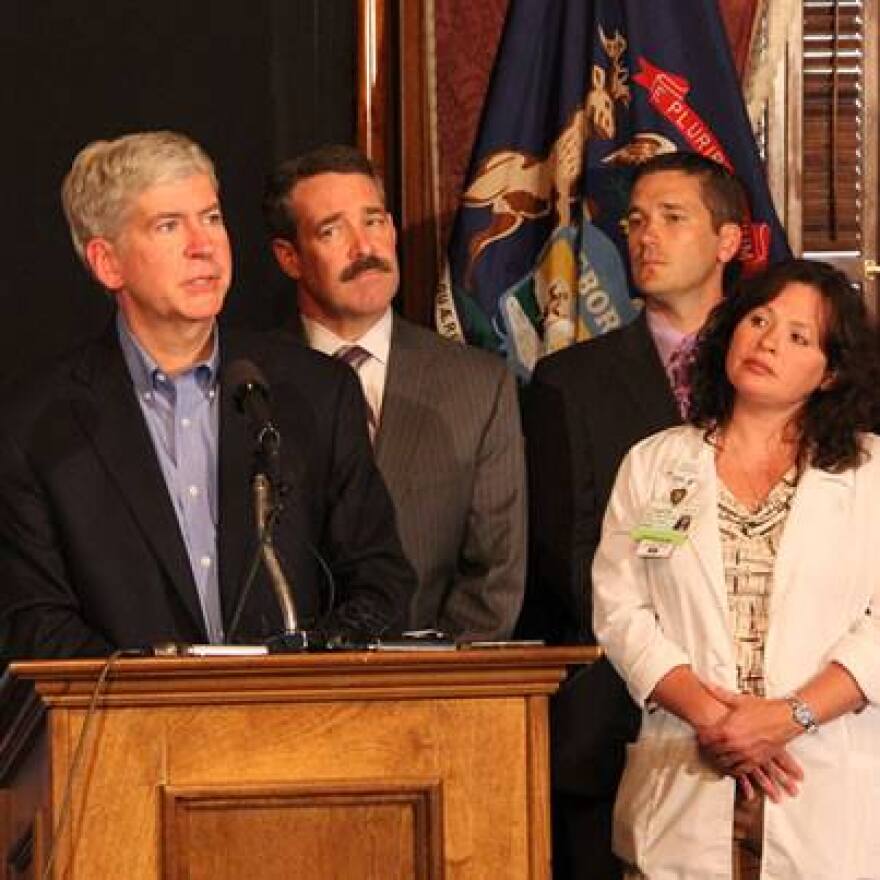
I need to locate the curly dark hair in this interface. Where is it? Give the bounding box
[689,259,880,472]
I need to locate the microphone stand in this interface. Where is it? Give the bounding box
[252,427,311,652]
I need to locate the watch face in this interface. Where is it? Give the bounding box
[791,699,816,731]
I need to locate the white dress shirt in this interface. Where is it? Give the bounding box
[302,309,392,423]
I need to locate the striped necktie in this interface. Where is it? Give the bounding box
[668,337,696,420]
[334,344,378,443]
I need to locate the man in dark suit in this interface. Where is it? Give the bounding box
[264,145,525,641]
[0,131,415,661]
[518,152,748,878]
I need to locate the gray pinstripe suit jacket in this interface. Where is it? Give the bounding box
[374,315,526,640]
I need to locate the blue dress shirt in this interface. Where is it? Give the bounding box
[117,314,223,643]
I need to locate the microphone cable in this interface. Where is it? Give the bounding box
[224,498,337,647]
[40,648,143,880]
[225,502,282,644]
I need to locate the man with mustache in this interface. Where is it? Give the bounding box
[517,152,747,879]
[264,144,526,640]
[0,131,415,661]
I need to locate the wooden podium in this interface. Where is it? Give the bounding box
[0,647,596,879]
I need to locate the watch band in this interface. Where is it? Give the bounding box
[786,695,818,734]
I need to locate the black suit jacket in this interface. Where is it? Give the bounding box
[0,323,415,661]
[518,311,680,796]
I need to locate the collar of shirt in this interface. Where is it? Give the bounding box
[302,309,392,416]
[645,307,695,371]
[116,310,220,400]
[302,308,392,366]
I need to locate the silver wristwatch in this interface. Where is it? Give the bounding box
[786,695,818,734]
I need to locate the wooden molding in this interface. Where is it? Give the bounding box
[525,694,551,878]
[357,0,440,327]
[784,5,804,255]
[0,676,45,784]
[6,823,34,878]
[163,781,443,879]
[864,0,879,314]
[4,648,598,711]
[357,0,390,173]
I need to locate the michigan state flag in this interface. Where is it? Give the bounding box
[439,0,789,379]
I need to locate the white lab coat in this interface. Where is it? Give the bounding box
[593,426,880,879]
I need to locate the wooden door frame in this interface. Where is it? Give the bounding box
[357,0,439,327]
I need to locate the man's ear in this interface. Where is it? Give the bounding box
[389,211,398,250]
[271,238,302,280]
[84,238,125,291]
[717,222,743,265]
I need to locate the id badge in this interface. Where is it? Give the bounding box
[631,469,698,557]
[635,539,674,559]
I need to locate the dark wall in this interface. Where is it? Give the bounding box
[0,0,354,376]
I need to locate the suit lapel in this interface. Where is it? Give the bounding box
[649,431,728,623]
[374,317,431,483]
[681,438,728,618]
[71,327,206,637]
[617,312,681,430]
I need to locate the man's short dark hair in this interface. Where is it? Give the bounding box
[631,151,749,231]
[263,144,383,242]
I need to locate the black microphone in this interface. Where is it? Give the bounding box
[226,358,284,496]
[225,358,279,451]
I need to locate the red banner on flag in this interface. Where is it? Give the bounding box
[633,56,769,274]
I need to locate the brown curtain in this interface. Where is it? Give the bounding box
[718,0,762,79]
[434,0,509,250]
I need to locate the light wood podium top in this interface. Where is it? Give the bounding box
[3,645,599,706]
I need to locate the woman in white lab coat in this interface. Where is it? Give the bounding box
[593,259,880,879]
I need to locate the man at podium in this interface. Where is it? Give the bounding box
[0,131,415,662]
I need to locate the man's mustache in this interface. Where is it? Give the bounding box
[340,255,394,282]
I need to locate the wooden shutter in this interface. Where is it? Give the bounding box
[801,0,865,253]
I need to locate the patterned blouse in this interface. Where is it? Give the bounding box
[717,471,798,696]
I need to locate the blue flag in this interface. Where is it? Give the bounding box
[439,0,789,379]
